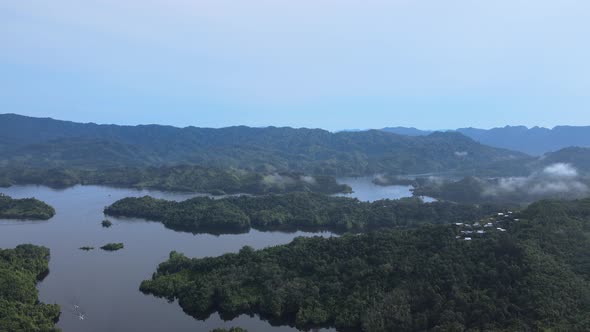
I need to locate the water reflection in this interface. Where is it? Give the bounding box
[0,185,335,332]
[0,178,425,332]
[336,177,437,202]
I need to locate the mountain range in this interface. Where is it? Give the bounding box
[0,114,525,176]
[381,125,590,155]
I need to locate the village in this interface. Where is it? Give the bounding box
[454,211,521,241]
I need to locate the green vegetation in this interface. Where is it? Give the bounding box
[140,198,590,331]
[534,147,590,173]
[101,219,113,228]
[412,176,490,204]
[79,246,94,251]
[100,243,124,251]
[210,328,248,332]
[413,175,590,204]
[0,114,529,177]
[0,193,55,220]
[0,244,60,331]
[105,192,502,234]
[0,166,351,195]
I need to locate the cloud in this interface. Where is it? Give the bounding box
[262,173,318,188]
[299,175,317,185]
[482,163,589,198]
[262,174,296,187]
[542,163,578,178]
[454,151,468,157]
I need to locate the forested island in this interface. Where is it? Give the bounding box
[104,192,504,234]
[100,243,124,251]
[0,193,55,220]
[0,245,60,330]
[140,198,590,331]
[0,166,351,195]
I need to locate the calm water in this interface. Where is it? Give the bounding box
[0,185,336,332]
[336,177,435,202]
[0,180,424,331]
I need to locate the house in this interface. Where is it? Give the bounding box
[497,228,506,232]
[464,237,472,241]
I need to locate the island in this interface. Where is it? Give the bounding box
[79,246,95,251]
[210,328,248,332]
[140,197,590,331]
[101,219,113,228]
[0,193,55,220]
[0,244,60,330]
[100,243,124,251]
[104,192,504,234]
[0,165,352,196]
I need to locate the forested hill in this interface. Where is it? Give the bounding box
[534,147,590,173]
[0,114,528,176]
[140,197,590,331]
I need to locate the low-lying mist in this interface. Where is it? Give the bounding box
[412,163,590,204]
[483,163,589,199]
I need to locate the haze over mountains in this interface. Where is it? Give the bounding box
[1,113,589,182]
[0,114,526,176]
[382,125,590,155]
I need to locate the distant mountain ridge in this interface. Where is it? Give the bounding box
[382,125,590,155]
[0,113,527,176]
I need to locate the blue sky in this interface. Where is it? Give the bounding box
[1,1,589,130]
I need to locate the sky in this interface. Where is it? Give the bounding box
[1,0,589,130]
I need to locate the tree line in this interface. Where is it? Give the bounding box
[105,192,503,234]
[139,197,590,331]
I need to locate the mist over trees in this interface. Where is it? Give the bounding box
[413,162,590,204]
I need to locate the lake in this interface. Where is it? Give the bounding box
[336,177,435,202]
[0,179,419,331]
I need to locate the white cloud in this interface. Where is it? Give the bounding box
[483,163,588,198]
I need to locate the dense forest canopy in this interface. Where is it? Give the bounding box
[0,193,55,220]
[105,192,506,234]
[0,245,60,331]
[0,165,350,195]
[140,198,590,331]
[0,114,528,176]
